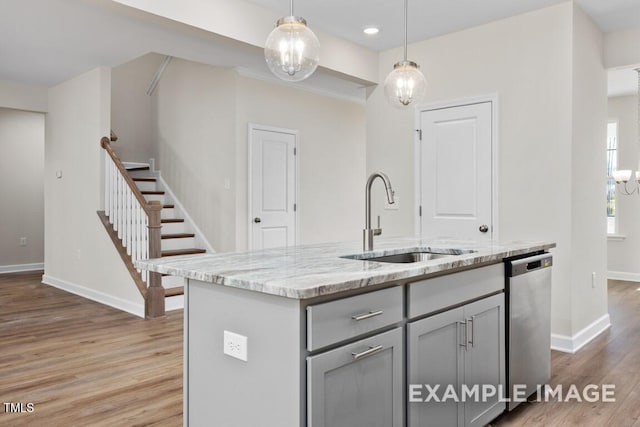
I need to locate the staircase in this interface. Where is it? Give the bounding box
[125,164,208,307]
[98,137,211,318]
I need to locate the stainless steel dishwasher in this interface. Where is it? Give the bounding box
[506,253,552,411]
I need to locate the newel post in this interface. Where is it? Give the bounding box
[146,200,165,318]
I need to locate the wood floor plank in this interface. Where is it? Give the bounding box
[2,272,640,426]
[0,271,182,426]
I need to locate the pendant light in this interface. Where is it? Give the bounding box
[384,0,426,108]
[264,0,320,82]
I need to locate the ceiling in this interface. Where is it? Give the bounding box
[246,0,640,51]
[1,0,639,96]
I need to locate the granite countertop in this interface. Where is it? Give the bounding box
[135,237,555,299]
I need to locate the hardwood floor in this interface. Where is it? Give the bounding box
[0,272,183,426]
[1,273,639,426]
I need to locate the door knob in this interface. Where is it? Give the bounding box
[254,217,262,223]
[479,224,489,233]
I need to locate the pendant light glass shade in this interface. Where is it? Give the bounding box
[384,0,426,108]
[384,60,426,108]
[264,16,320,82]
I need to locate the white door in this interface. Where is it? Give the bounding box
[419,101,494,240]
[249,126,297,250]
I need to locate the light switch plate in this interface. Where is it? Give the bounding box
[223,330,248,362]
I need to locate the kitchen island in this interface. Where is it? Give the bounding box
[136,237,555,427]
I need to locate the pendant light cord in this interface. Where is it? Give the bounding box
[403,0,408,61]
[290,0,294,16]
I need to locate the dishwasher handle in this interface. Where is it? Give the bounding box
[507,253,552,277]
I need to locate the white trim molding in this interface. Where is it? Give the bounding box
[42,274,145,318]
[156,173,215,254]
[0,262,44,274]
[550,314,611,354]
[608,271,640,282]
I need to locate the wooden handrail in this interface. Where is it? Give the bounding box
[100,137,151,216]
[100,136,166,318]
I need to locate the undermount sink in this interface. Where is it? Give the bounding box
[341,248,476,264]
[366,252,453,263]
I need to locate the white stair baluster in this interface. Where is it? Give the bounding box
[105,155,110,217]
[109,161,115,224]
[124,185,130,254]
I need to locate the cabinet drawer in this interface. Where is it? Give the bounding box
[307,286,403,351]
[408,263,504,319]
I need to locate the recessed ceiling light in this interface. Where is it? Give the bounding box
[363,26,380,35]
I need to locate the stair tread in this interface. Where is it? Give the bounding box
[163,204,175,208]
[133,177,157,182]
[126,166,150,171]
[141,190,165,195]
[162,248,207,257]
[162,233,196,239]
[165,286,184,297]
[161,218,184,223]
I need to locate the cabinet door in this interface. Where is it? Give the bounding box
[307,328,403,427]
[407,307,465,427]
[463,293,505,427]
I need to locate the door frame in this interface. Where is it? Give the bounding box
[413,94,500,240]
[247,123,300,250]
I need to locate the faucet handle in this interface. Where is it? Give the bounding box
[374,215,382,236]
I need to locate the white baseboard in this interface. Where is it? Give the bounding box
[42,274,144,318]
[0,262,44,274]
[550,313,611,354]
[608,271,640,282]
[166,294,184,311]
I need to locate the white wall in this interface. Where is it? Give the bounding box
[569,3,608,336]
[44,67,144,316]
[607,95,640,277]
[112,0,378,85]
[604,27,640,69]
[113,55,367,253]
[0,79,47,112]
[152,58,238,253]
[0,108,45,270]
[235,76,366,250]
[111,53,164,163]
[367,3,608,340]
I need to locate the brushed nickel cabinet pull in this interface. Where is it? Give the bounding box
[459,321,468,350]
[351,345,384,360]
[351,310,384,321]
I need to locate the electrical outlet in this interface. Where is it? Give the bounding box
[19,237,27,247]
[223,330,248,362]
[592,272,596,288]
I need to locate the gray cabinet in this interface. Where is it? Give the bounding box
[307,327,404,427]
[408,293,505,427]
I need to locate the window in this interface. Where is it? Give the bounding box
[606,120,618,234]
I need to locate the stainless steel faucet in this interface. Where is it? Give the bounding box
[364,172,395,251]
